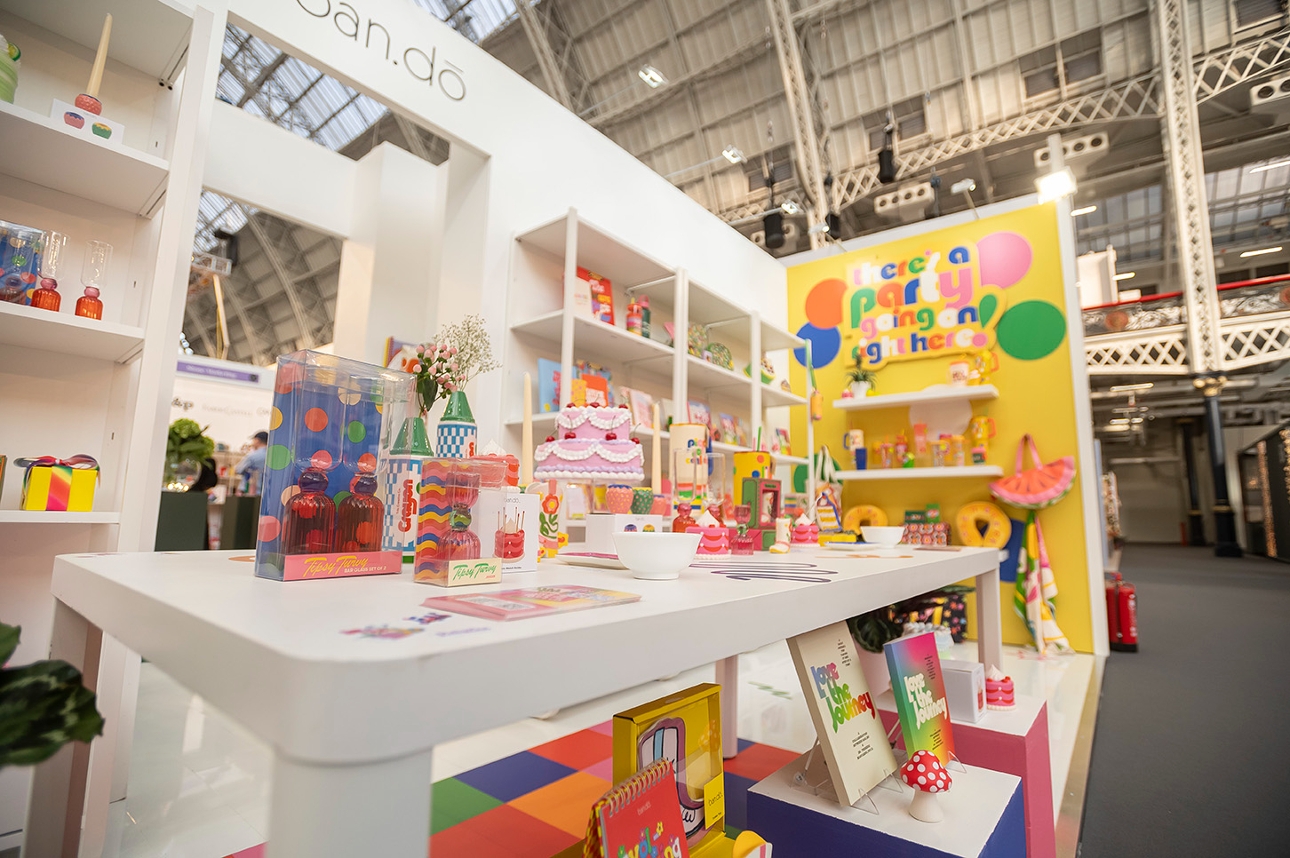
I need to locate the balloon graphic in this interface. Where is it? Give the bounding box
[979,293,999,326]
[793,322,841,367]
[804,278,847,328]
[977,232,1032,289]
[996,300,1066,360]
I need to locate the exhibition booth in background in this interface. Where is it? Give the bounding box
[0,0,1105,855]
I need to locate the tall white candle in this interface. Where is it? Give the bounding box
[87,14,113,98]
[651,401,662,494]
[521,373,533,486]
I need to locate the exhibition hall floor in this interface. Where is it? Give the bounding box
[97,638,1097,858]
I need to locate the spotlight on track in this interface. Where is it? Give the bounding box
[877,123,896,184]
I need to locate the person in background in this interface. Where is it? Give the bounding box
[234,431,269,495]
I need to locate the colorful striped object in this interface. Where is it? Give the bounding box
[17,455,99,511]
[414,460,452,580]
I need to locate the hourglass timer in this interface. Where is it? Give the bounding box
[31,230,68,312]
[76,240,112,320]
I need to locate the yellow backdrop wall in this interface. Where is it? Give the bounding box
[787,202,1100,653]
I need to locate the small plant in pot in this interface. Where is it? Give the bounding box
[164,418,215,492]
[0,622,104,769]
[845,359,876,398]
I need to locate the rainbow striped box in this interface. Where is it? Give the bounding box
[413,458,506,586]
[19,456,98,512]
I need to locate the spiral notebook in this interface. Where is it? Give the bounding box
[585,759,690,858]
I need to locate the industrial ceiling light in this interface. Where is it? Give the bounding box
[638,65,667,88]
[1113,272,1136,280]
[808,221,830,236]
[1240,246,1283,257]
[877,122,897,184]
[721,146,745,164]
[1036,167,1076,202]
[779,200,802,215]
[1071,205,1098,216]
[1109,382,1153,392]
[1249,159,1290,174]
[950,178,976,194]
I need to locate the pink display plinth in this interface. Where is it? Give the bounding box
[878,690,1054,858]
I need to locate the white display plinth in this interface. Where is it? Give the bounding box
[747,752,1025,858]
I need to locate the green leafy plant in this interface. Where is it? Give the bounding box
[167,418,215,465]
[0,623,104,768]
[403,315,501,415]
[845,357,876,389]
[847,585,976,653]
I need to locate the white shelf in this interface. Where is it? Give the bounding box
[836,465,1004,481]
[833,384,999,412]
[0,101,170,216]
[511,310,673,364]
[0,510,120,524]
[516,214,674,287]
[0,301,145,361]
[773,453,809,466]
[761,382,807,408]
[685,354,751,392]
[1,0,193,80]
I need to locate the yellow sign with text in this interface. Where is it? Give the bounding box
[788,203,1097,653]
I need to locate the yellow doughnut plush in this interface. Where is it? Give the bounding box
[843,504,888,532]
[956,502,1011,547]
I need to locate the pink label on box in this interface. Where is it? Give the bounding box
[282,550,402,581]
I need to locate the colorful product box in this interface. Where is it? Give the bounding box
[414,458,508,586]
[255,350,407,581]
[902,522,950,546]
[17,455,99,511]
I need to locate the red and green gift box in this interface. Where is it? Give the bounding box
[16,455,100,511]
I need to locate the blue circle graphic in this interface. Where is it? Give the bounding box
[793,323,841,368]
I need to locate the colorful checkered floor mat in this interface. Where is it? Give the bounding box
[223,723,797,857]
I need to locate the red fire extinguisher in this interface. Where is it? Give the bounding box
[1105,572,1138,652]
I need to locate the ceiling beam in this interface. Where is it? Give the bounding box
[242,210,317,349]
[514,0,574,109]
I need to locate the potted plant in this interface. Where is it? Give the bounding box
[406,315,500,458]
[164,418,214,492]
[847,607,902,692]
[845,360,876,397]
[0,622,104,769]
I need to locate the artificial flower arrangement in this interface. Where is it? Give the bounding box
[395,315,501,458]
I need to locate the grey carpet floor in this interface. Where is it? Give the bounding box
[1079,544,1290,857]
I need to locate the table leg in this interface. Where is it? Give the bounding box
[25,599,99,858]
[975,562,1004,670]
[715,656,739,759]
[267,747,434,858]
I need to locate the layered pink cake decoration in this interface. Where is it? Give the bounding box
[791,512,819,547]
[985,665,1016,710]
[689,509,730,555]
[533,404,645,482]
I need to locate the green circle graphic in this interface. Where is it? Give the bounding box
[266,444,293,470]
[347,420,367,443]
[996,300,1066,360]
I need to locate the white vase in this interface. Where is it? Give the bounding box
[850,380,872,397]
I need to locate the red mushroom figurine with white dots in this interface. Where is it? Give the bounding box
[899,749,952,822]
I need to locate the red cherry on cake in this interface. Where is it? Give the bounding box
[632,437,641,444]
[605,432,618,440]
[589,402,601,407]
[545,435,555,443]
[564,432,576,439]
[619,403,629,408]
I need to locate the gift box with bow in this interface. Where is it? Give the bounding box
[17,455,100,511]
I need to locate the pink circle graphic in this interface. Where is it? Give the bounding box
[972,333,989,347]
[258,516,280,542]
[977,231,1032,289]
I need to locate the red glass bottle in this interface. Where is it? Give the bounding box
[30,277,61,311]
[281,468,336,554]
[75,286,103,320]
[672,503,697,534]
[337,473,383,551]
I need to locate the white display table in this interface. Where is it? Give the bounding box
[29,547,1002,858]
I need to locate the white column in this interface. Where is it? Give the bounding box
[333,144,447,366]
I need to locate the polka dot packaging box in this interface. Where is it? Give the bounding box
[255,350,412,581]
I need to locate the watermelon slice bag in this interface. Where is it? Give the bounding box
[989,434,1075,509]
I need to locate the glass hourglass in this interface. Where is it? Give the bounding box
[31,230,68,312]
[76,240,112,320]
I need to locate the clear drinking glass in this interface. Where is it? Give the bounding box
[76,239,112,320]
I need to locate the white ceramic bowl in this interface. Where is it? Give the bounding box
[613,531,701,580]
[861,526,905,550]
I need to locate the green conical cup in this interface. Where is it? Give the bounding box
[440,390,475,423]
[390,415,433,455]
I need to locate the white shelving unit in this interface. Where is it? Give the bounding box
[505,209,808,481]
[0,0,224,850]
[833,384,999,412]
[836,465,1005,481]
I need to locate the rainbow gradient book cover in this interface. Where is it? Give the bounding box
[884,631,956,764]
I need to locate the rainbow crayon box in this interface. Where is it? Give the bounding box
[414,457,507,586]
[17,455,99,511]
[255,350,409,581]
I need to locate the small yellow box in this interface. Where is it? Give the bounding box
[19,456,98,512]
